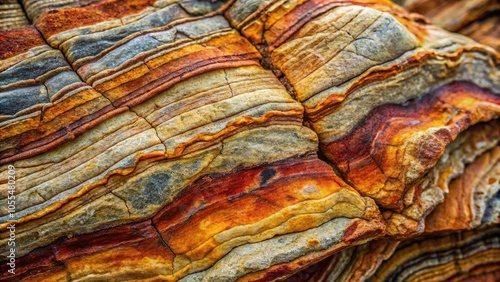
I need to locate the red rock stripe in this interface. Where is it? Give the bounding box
[97,32,262,107]
[323,81,500,208]
[0,220,174,281]
[0,155,348,280]
[0,105,127,165]
[35,0,155,37]
[153,155,344,254]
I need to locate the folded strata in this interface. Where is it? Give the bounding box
[0,0,498,281]
[227,0,500,238]
[0,0,385,281]
[398,0,499,51]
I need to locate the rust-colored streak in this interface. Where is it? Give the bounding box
[250,265,293,282]
[116,56,261,108]
[0,155,343,280]
[341,219,382,244]
[324,82,500,208]
[307,48,498,121]
[36,0,155,38]
[246,218,385,281]
[153,156,342,255]
[0,27,46,60]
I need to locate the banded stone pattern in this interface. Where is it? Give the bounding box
[0,0,499,281]
[0,0,29,30]
[228,0,500,238]
[397,0,500,51]
[0,0,384,281]
[288,225,500,281]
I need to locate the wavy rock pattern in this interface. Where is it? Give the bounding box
[371,225,500,282]
[0,0,498,281]
[0,0,29,30]
[397,0,500,51]
[289,224,500,281]
[227,0,500,238]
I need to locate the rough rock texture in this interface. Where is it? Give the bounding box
[226,0,499,239]
[289,224,500,281]
[397,0,500,51]
[0,0,29,30]
[0,0,498,281]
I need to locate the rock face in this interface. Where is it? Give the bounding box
[0,0,498,281]
[397,0,500,51]
[288,224,500,281]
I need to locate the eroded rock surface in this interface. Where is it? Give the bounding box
[289,224,500,281]
[0,0,498,281]
[397,0,500,51]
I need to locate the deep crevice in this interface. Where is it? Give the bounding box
[254,43,299,102]
[16,0,32,25]
[316,147,355,189]
[150,219,176,273]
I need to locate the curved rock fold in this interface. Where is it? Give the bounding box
[0,0,499,281]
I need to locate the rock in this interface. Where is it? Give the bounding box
[0,0,498,281]
[397,0,500,51]
[289,224,500,281]
[0,0,29,31]
[227,0,499,238]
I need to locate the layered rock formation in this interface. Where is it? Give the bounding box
[288,225,500,281]
[0,0,29,30]
[397,0,500,51]
[227,0,499,239]
[0,0,498,281]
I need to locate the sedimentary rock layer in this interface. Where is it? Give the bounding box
[285,239,400,282]
[425,139,500,232]
[0,155,384,281]
[227,0,500,238]
[398,0,500,51]
[372,224,500,282]
[399,0,498,32]
[0,0,389,281]
[0,0,29,30]
[21,0,103,22]
[460,15,500,52]
[287,224,500,281]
